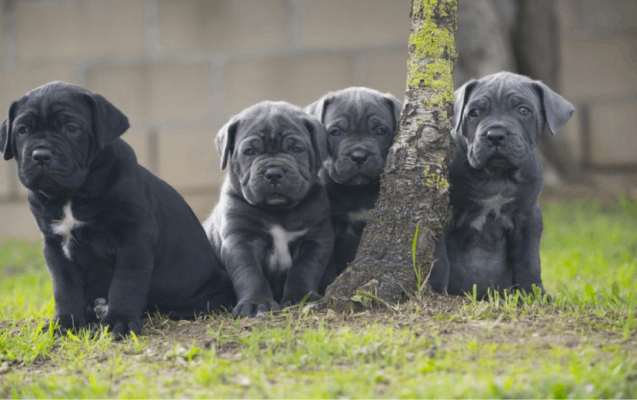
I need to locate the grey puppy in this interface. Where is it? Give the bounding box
[203,101,334,318]
[429,72,575,298]
[305,87,402,292]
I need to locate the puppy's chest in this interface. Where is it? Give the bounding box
[330,193,376,236]
[264,224,307,274]
[332,207,371,237]
[48,202,87,260]
[454,192,517,236]
[47,201,111,262]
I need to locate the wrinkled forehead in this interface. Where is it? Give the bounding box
[469,78,541,109]
[237,107,308,143]
[16,88,92,121]
[326,92,392,125]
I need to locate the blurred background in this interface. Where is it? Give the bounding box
[0,0,635,239]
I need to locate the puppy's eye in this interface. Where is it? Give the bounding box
[376,127,388,136]
[243,148,256,156]
[518,107,531,116]
[16,126,28,135]
[329,129,341,137]
[291,146,304,154]
[66,125,80,133]
[468,109,480,117]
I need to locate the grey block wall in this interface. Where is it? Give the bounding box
[0,0,635,239]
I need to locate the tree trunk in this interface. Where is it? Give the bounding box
[323,0,457,311]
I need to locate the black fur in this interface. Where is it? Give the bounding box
[0,81,234,338]
[305,87,402,292]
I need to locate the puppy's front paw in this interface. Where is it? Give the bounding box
[93,298,109,320]
[44,314,87,335]
[99,313,142,340]
[280,290,323,308]
[232,299,281,319]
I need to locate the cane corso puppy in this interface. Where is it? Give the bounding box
[429,72,575,298]
[305,87,402,291]
[203,101,333,318]
[0,81,234,338]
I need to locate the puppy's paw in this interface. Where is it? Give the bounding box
[93,298,109,320]
[280,290,323,308]
[99,313,142,340]
[44,314,87,336]
[232,299,281,319]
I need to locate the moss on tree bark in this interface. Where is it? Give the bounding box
[322,0,457,311]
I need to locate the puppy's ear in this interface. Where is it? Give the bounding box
[83,92,130,149]
[216,118,239,170]
[1,100,22,161]
[304,94,333,124]
[0,119,9,161]
[383,94,403,130]
[453,79,478,136]
[532,82,575,135]
[302,116,328,169]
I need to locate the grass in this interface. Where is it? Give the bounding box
[0,199,636,398]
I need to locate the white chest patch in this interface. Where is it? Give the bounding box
[470,193,514,232]
[50,202,85,260]
[268,225,307,273]
[347,209,371,224]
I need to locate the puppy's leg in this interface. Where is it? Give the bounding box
[98,244,153,339]
[223,237,280,318]
[509,205,547,296]
[42,237,88,333]
[331,221,363,277]
[281,238,332,308]
[318,256,336,295]
[429,235,450,294]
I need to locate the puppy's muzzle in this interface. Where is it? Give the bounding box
[263,166,287,186]
[486,126,508,147]
[32,148,53,166]
[345,146,375,167]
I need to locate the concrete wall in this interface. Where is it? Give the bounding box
[0,0,635,239]
[558,0,637,195]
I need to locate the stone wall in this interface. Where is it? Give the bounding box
[0,0,635,239]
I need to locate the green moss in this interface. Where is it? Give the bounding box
[422,166,449,190]
[408,0,457,117]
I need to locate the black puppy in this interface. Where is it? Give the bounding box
[203,101,333,318]
[429,72,575,298]
[0,81,234,337]
[305,87,402,291]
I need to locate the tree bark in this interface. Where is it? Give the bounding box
[323,0,457,311]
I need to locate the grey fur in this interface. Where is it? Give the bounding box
[203,101,334,318]
[430,72,575,298]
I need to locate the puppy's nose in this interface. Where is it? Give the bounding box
[264,167,285,184]
[32,149,52,165]
[486,130,507,146]
[349,150,369,166]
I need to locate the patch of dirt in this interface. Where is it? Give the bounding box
[2,294,635,381]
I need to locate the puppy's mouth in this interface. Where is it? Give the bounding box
[265,194,290,206]
[331,164,382,186]
[20,165,81,196]
[486,156,513,168]
[342,175,374,186]
[31,176,69,197]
